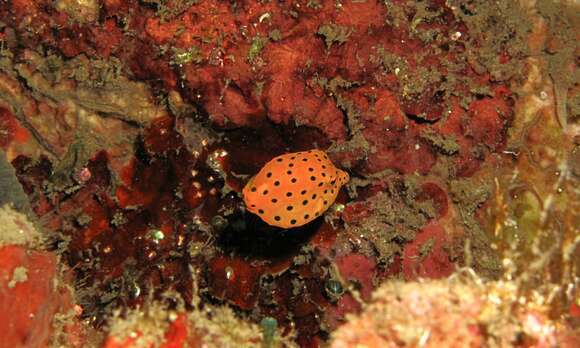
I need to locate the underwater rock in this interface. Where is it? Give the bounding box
[402,222,455,280]
[2,0,576,347]
[330,276,579,348]
[102,301,298,348]
[1,0,515,165]
[0,245,59,348]
[0,206,81,348]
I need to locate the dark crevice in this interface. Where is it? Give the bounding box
[405,113,439,125]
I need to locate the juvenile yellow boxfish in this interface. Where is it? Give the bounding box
[243,150,350,228]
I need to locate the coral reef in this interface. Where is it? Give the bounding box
[0,205,82,348]
[102,300,285,348]
[330,272,576,347]
[0,0,578,347]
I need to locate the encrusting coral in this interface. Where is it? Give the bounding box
[331,270,577,348]
[0,0,577,346]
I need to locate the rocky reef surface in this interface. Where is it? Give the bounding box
[0,1,578,347]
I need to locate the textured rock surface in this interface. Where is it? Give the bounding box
[0,0,577,346]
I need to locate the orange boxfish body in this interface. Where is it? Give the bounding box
[242,150,349,228]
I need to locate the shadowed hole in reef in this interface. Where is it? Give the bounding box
[405,112,439,125]
[220,121,332,175]
[11,116,335,336]
[213,123,330,257]
[215,209,323,258]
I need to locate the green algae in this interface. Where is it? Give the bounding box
[76,213,92,227]
[248,36,269,64]
[307,1,322,10]
[141,0,199,22]
[48,135,103,191]
[54,0,100,24]
[371,47,443,112]
[382,1,408,30]
[447,0,531,82]
[476,0,580,307]
[376,1,532,114]
[7,266,28,288]
[260,317,279,348]
[69,56,124,88]
[449,177,501,279]
[418,237,435,259]
[172,46,204,66]
[10,50,159,125]
[536,0,579,128]
[419,129,460,156]
[344,175,436,263]
[503,189,543,249]
[317,24,353,49]
[310,76,371,167]
[268,29,282,42]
